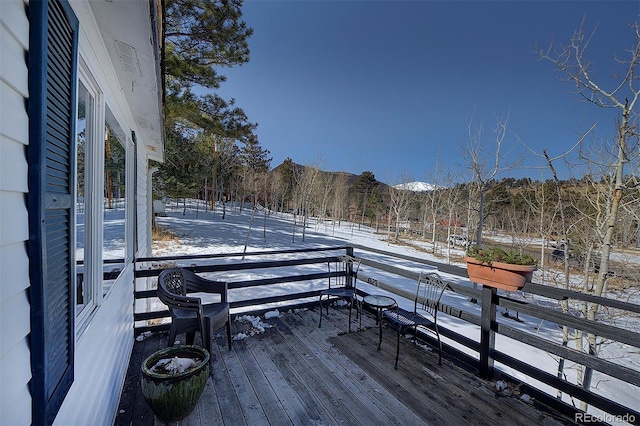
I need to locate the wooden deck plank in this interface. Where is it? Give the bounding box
[122,334,162,426]
[375,328,556,426]
[329,326,451,424]
[372,328,492,424]
[241,329,313,424]
[207,337,248,426]
[282,309,427,426]
[262,318,367,425]
[317,306,450,423]
[217,338,270,425]
[329,318,569,426]
[274,314,390,426]
[116,307,575,426]
[375,330,501,425]
[255,326,336,424]
[191,377,224,426]
[161,333,228,426]
[231,338,293,425]
[338,325,521,425]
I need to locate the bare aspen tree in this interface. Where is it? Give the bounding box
[516,175,558,279]
[260,172,270,240]
[293,161,321,243]
[442,178,464,264]
[387,173,414,243]
[290,165,303,243]
[635,169,640,248]
[461,113,517,245]
[537,18,639,406]
[273,173,285,216]
[317,172,336,233]
[269,172,282,216]
[307,168,329,231]
[520,126,594,281]
[543,151,579,396]
[422,187,444,252]
[331,174,350,236]
[619,193,640,248]
[521,121,607,399]
[420,159,446,253]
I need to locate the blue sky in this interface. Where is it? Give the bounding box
[216,1,639,184]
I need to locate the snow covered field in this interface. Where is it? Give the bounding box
[151,200,639,424]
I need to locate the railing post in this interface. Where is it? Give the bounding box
[479,285,497,379]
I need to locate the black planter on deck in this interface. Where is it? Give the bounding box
[140,345,209,422]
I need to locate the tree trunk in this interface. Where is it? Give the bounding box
[582,111,630,397]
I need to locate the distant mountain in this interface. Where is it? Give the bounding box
[393,181,437,192]
[271,160,390,189]
[270,161,442,194]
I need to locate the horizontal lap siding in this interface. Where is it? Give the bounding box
[55,267,135,425]
[0,1,32,425]
[54,1,151,422]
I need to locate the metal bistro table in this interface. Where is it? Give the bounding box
[362,294,397,350]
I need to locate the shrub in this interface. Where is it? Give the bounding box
[467,246,536,266]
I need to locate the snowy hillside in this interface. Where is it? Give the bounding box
[393,181,438,192]
[150,200,639,423]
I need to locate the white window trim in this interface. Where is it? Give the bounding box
[76,60,105,331]
[125,137,135,263]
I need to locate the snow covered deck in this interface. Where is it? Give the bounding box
[116,306,572,425]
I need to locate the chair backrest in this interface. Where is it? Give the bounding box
[181,269,228,303]
[160,268,187,295]
[157,268,202,312]
[414,272,447,319]
[328,255,362,289]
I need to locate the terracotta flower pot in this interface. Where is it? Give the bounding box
[140,345,210,422]
[465,256,537,291]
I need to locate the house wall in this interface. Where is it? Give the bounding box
[54,268,135,425]
[0,1,158,424]
[139,163,153,259]
[53,3,154,425]
[0,1,33,425]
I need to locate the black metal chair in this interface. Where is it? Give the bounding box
[318,255,362,332]
[383,272,447,369]
[157,268,232,354]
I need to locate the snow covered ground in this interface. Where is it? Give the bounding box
[151,200,639,424]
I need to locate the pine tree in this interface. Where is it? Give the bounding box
[165,0,252,91]
[158,0,271,208]
[241,134,272,173]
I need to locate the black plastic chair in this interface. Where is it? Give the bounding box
[383,272,447,369]
[157,268,232,354]
[318,255,362,332]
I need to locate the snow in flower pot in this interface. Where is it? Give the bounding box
[140,345,210,422]
[465,246,537,292]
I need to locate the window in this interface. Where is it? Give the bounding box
[103,107,128,293]
[75,67,129,324]
[75,76,96,317]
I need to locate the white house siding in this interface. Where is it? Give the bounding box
[0,1,33,425]
[139,163,152,258]
[55,160,153,426]
[55,268,135,425]
[53,2,158,424]
[1,0,161,423]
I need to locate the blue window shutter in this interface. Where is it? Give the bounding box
[28,0,78,424]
